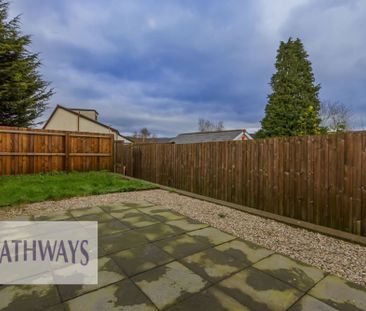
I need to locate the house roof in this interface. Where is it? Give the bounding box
[170,129,252,144]
[43,105,133,142]
[127,137,174,144]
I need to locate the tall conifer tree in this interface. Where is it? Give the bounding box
[257,38,322,138]
[0,0,53,127]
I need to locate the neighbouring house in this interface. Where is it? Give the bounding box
[43,105,132,143]
[170,129,253,144]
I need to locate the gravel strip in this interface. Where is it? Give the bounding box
[1,189,365,286]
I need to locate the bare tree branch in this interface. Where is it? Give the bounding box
[198,118,225,132]
[133,128,154,142]
[320,101,352,132]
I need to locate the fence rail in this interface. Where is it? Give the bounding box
[0,126,114,175]
[118,132,366,236]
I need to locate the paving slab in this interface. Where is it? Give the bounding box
[181,248,247,282]
[101,201,155,213]
[97,243,108,257]
[253,254,326,292]
[33,211,74,221]
[44,304,68,311]
[215,239,273,264]
[308,274,366,310]
[218,267,303,311]
[142,209,187,222]
[69,207,105,218]
[152,211,187,222]
[64,279,157,311]
[187,227,236,246]
[98,219,130,237]
[288,295,338,311]
[167,286,250,311]
[166,218,209,232]
[119,214,161,229]
[74,212,115,222]
[100,230,149,254]
[100,204,136,213]
[132,261,209,309]
[137,206,187,222]
[135,223,184,242]
[58,256,126,301]
[120,201,156,209]
[0,285,60,311]
[155,234,210,259]
[110,209,161,228]
[137,206,173,215]
[110,209,144,219]
[111,244,174,277]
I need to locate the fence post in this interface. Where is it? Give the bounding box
[121,142,125,175]
[111,135,115,172]
[131,144,134,177]
[64,133,70,172]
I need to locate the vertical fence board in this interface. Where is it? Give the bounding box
[353,133,362,234]
[336,134,345,230]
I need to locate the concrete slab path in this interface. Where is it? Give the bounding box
[1,201,366,310]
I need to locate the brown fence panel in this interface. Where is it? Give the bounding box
[114,141,124,174]
[116,132,366,237]
[0,126,114,175]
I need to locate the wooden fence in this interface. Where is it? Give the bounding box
[114,141,133,175]
[119,132,366,236]
[0,126,114,175]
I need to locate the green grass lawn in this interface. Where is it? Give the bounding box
[0,171,156,207]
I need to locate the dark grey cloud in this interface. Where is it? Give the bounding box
[8,0,366,136]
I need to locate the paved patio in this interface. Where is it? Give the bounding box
[1,201,366,310]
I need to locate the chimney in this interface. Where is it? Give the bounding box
[71,109,98,121]
[241,128,247,141]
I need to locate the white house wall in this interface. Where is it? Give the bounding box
[233,133,245,140]
[45,108,78,131]
[45,108,130,142]
[72,110,98,121]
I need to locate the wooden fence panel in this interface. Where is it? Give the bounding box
[115,131,366,237]
[362,134,366,236]
[0,126,114,175]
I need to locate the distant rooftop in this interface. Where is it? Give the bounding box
[170,129,252,144]
[127,137,174,144]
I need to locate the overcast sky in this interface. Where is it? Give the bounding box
[9,0,366,136]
